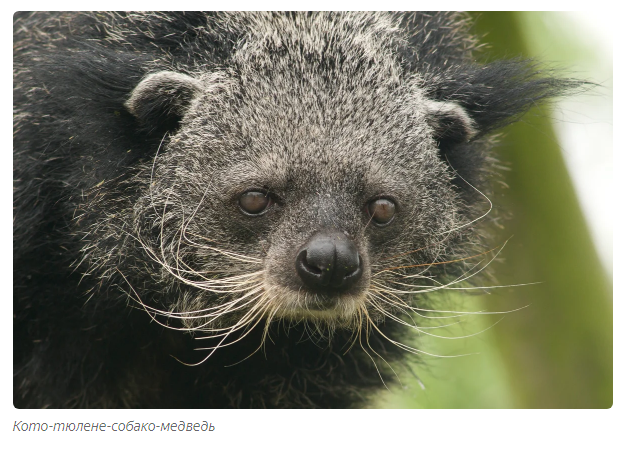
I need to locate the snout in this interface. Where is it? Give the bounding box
[263,229,369,318]
[295,231,363,292]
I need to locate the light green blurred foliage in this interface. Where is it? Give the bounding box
[372,12,612,409]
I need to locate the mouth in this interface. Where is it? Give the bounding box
[262,283,366,324]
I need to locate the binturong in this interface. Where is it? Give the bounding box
[13,12,584,408]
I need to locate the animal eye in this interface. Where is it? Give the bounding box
[367,198,396,225]
[238,190,272,215]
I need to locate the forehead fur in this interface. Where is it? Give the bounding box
[230,12,405,73]
[178,78,448,201]
[175,14,447,192]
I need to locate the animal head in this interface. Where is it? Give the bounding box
[82,12,580,343]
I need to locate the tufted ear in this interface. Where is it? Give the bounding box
[424,99,485,190]
[125,71,204,135]
[424,61,586,187]
[425,100,478,150]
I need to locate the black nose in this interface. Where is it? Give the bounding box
[295,231,363,292]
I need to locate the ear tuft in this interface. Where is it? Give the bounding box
[125,71,204,135]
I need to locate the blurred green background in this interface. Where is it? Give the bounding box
[373,11,613,409]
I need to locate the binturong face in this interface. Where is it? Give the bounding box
[122,64,479,339]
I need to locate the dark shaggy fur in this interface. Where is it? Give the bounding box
[13,12,580,408]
